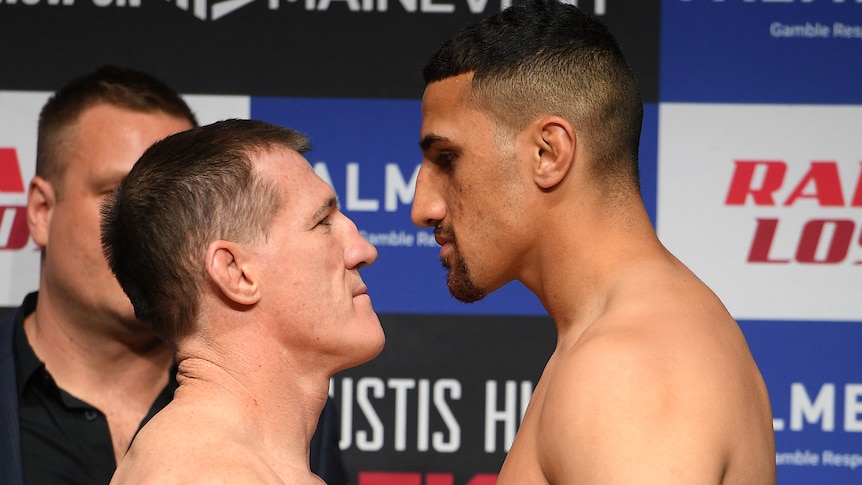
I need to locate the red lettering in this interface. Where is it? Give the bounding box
[0,206,30,250]
[356,473,498,485]
[796,219,855,264]
[748,218,862,265]
[0,148,25,193]
[747,218,790,263]
[358,472,421,485]
[463,474,497,485]
[425,474,453,485]
[725,160,786,206]
[783,161,845,207]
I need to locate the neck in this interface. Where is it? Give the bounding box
[173,335,331,471]
[24,290,173,395]
[520,192,668,342]
[25,289,175,461]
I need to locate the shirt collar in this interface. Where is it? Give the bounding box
[13,292,42,398]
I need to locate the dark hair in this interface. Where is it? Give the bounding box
[424,0,643,192]
[37,65,199,194]
[101,119,312,343]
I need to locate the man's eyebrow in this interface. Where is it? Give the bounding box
[419,133,450,152]
[311,197,338,221]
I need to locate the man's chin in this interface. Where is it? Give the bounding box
[446,276,487,303]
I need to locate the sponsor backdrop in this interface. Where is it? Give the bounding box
[1,0,859,483]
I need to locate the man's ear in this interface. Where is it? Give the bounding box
[528,116,576,190]
[27,176,55,248]
[205,240,261,307]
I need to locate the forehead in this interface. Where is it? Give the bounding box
[63,104,193,182]
[421,74,471,123]
[421,74,495,145]
[255,147,334,211]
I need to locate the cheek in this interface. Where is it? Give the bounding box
[52,203,99,250]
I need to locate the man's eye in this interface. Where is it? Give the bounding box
[436,152,456,168]
[317,217,332,227]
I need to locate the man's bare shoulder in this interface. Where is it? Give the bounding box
[111,403,323,485]
[112,446,289,485]
[527,280,776,483]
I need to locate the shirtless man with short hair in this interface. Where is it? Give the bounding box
[102,119,384,484]
[411,1,777,483]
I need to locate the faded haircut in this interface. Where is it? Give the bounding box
[423,0,643,193]
[37,65,198,196]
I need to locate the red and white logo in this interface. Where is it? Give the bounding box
[658,103,861,321]
[0,147,30,251]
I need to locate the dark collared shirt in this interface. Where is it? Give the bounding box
[12,293,176,485]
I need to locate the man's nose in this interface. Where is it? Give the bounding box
[411,164,445,228]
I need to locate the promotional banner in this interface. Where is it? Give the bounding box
[660,2,862,484]
[0,0,659,101]
[1,0,860,483]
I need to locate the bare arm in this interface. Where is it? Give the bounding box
[536,332,728,484]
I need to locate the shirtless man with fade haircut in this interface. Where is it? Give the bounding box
[411,1,777,483]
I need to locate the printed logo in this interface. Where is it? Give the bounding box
[1,0,610,21]
[0,148,25,194]
[0,148,29,250]
[725,160,862,265]
[658,104,861,321]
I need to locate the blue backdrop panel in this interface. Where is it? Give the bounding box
[661,0,862,104]
[251,97,660,316]
[743,321,862,484]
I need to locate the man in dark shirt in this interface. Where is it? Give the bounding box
[0,66,347,485]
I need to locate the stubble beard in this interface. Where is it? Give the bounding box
[443,248,487,304]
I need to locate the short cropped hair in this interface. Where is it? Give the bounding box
[37,65,199,196]
[423,0,643,192]
[101,119,312,343]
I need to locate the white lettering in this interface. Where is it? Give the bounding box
[833,22,862,39]
[335,376,464,452]
[346,162,379,211]
[822,450,862,469]
[791,382,835,431]
[387,378,416,451]
[844,384,862,431]
[338,377,353,449]
[360,230,415,247]
[0,0,616,14]
[316,0,361,11]
[384,163,418,212]
[432,379,462,452]
[464,0,486,13]
[485,380,519,453]
[417,379,430,451]
[356,377,386,450]
[776,449,820,466]
[416,230,438,247]
[420,0,453,12]
[770,21,831,38]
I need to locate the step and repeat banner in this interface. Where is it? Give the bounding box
[1,0,860,483]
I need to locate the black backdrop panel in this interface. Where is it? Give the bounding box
[0,0,659,100]
[333,313,557,481]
